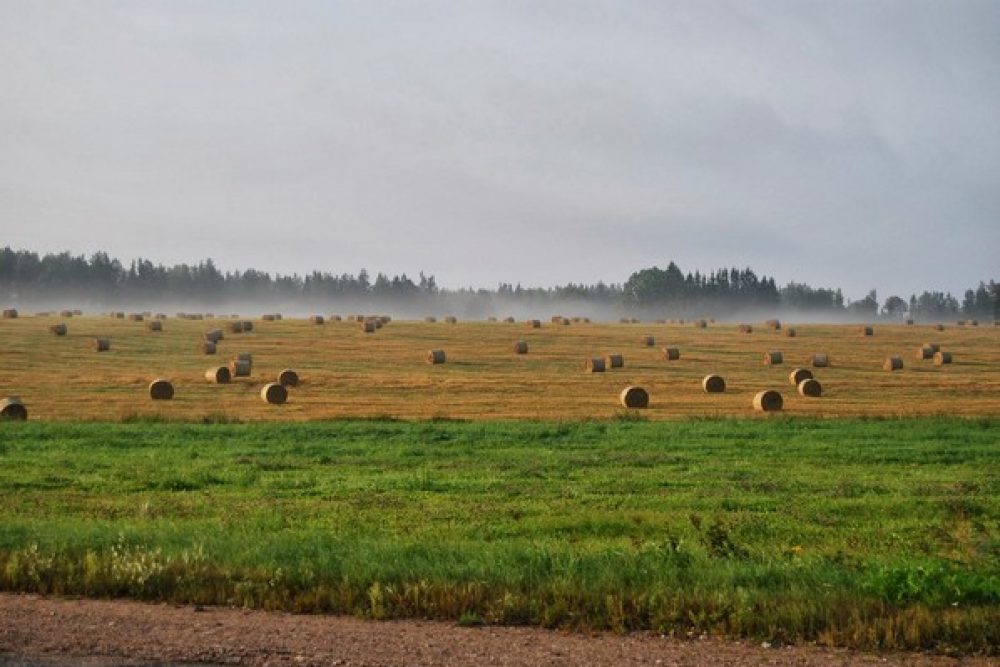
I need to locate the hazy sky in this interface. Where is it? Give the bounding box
[1,1,997,299]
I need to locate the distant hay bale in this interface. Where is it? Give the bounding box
[585,357,606,372]
[203,329,224,343]
[228,321,244,334]
[605,354,624,368]
[619,386,649,409]
[229,359,251,377]
[571,317,581,323]
[561,318,571,326]
[513,340,528,354]
[487,316,498,322]
[128,313,144,322]
[551,316,564,323]
[860,326,874,336]
[378,316,391,325]
[784,328,796,337]
[444,316,458,324]
[789,368,813,385]
[114,312,125,319]
[2,309,18,318]
[677,318,685,325]
[630,318,640,324]
[261,314,276,321]
[582,317,591,323]
[504,317,515,323]
[354,315,365,322]
[154,313,167,320]
[93,338,110,352]
[146,321,163,332]
[330,315,342,322]
[362,320,376,333]
[60,310,74,318]
[0,396,28,420]
[199,341,216,355]
[738,324,753,334]
[798,378,822,397]
[933,351,953,365]
[934,323,945,331]
[662,347,680,361]
[765,318,781,330]
[917,345,935,360]
[278,369,299,387]
[810,353,829,367]
[642,335,655,347]
[763,350,783,365]
[205,366,231,383]
[883,356,903,371]
[148,379,174,400]
[906,319,914,325]
[694,319,707,328]
[425,316,437,323]
[528,319,541,329]
[427,349,446,364]
[49,323,67,336]
[241,321,253,332]
[619,317,630,324]
[309,315,325,325]
[73,309,83,316]
[702,375,726,393]
[970,319,978,326]
[956,320,966,326]
[260,382,288,405]
[273,314,282,320]
[753,390,783,412]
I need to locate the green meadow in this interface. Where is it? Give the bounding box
[1,417,997,652]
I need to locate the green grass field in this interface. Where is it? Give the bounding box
[1,417,997,652]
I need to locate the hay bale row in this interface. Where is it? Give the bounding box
[0,397,27,420]
[619,386,649,409]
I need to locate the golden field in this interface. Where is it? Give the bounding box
[0,314,997,421]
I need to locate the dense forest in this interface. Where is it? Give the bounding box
[0,247,996,321]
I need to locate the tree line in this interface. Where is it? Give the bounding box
[0,247,996,320]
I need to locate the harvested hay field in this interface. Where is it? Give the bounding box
[0,318,997,421]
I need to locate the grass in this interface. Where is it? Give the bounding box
[0,417,997,653]
[0,316,998,420]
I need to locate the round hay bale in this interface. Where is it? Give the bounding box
[883,356,903,371]
[702,374,725,393]
[146,320,163,332]
[362,320,376,333]
[763,350,783,365]
[528,319,541,329]
[199,341,217,355]
[619,386,649,409]
[809,353,829,368]
[228,321,244,334]
[784,327,796,338]
[487,316,498,322]
[860,326,874,336]
[642,335,655,347]
[662,347,680,361]
[906,319,914,325]
[0,396,27,420]
[93,338,110,352]
[585,357,606,373]
[513,340,528,354]
[148,378,174,400]
[444,316,458,324]
[59,310,74,318]
[738,324,753,334]
[273,313,282,320]
[229,359,251,377]
[2,309,18,318]
[765,318,781,330]
[278,369,299,387]
[330,315,342,322]
[916,345,934,360]
[504,317,515,323]
[789,368,813,385]
[49,323,67,336]
[203,329,224,343]
[309,315,325,324]
[425,316,437,323]
[427,349,446,364]
[260,382,288,405]
[73,309,83,316]
[956,320,966,326]
[753,390,783,412]
[205,366,231,383]
[605,354,624,368]
[934,323,945,331]
[970,319,978,326]
[694,319,708,328]
[582,317,592,323]
[619,317,630,324]
[128,313,144,322]
[114,312,125,319]
[261,314,275,321]
[630,318,640,324]
[561,318,571,326]
[242,321,253,332]
[798,378,822,397]
[371,318,384,329]
[933,351,952,365]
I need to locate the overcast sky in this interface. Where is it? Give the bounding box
[1,1,997,299]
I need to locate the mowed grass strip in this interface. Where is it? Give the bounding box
[0,317,998,420]
[0,418,997,652]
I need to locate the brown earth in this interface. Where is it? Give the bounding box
[0,594,993,667]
